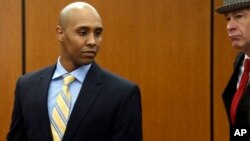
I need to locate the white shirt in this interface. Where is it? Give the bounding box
[237,55,250,88]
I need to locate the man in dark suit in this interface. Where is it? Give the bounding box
[7,2,142,141]
[215,0,250,125]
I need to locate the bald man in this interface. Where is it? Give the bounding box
[7,2,142,141]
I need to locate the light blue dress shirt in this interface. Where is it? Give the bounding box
[48,57,91,120]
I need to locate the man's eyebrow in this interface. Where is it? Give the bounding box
[76,26,103,30]
[76,26,89,30]
[231,10,244,15]
[95,27,103,30]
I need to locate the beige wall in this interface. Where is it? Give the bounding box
[0,0,233,140]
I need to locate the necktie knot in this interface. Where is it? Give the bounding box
[63,74,75,86]
[244,59,250,73]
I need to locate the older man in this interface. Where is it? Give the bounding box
[7,2,142,141]
[216,0,250,125]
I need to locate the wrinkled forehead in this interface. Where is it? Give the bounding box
[224,8,250,16]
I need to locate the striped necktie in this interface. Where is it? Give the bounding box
[51,74,75,141]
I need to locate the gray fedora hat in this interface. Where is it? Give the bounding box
[216,0,250,14]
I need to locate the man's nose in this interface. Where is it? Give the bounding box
[86,33,96,47]
[227,19,237,31]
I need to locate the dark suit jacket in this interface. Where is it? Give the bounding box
[223,52,250,124]
[7,62,142,141]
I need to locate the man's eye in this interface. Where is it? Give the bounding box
[225,16,230,21]
[95,30,102,37]
[79,31,88,36]
[235,14,243,19]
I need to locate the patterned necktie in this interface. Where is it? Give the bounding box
[230,59,250,124]
[51,74,75,141]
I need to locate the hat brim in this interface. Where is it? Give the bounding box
[215,2,250,14]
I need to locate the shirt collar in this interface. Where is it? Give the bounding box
[52,57,92,83]
[245,54,250,60]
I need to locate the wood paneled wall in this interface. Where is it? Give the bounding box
[25,0,211,140]
[0,1,22,141]
[0,0,217,141]
[98,1,211,140]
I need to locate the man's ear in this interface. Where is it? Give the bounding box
[56,26,64,41]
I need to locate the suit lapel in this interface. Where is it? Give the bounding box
[36,65,56,141]
[222,52,244,121]
[236,79,250,124]
[63,62,103,141]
